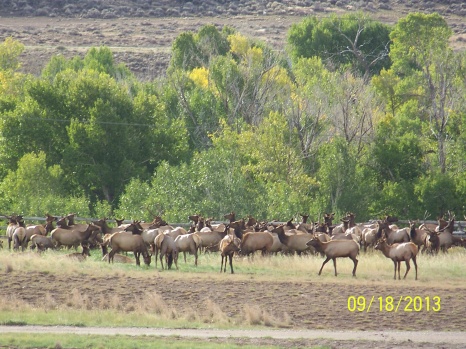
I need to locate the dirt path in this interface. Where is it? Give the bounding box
[0,326,464,348]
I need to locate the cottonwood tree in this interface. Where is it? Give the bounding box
[389,12,465,173]
[287,12,391,80]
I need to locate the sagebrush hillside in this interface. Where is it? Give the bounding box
[1,0,466,20]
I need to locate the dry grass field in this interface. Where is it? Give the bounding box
[0,246,466,348]
[1,247,465,341]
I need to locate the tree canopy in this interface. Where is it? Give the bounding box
[1,12,465,223]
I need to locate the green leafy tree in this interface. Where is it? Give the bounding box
[388,12,465,173]
[287,12,391,79]
[414,173,459,218]
[0,37,24,71]
[0,151,91,216]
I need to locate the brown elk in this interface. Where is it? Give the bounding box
[5,215,21,250]
[271,224,313,255]
[51,223,102,250]
[154,233,178,270]
[239,231,274,258]
[174,233,201,266]
[219,232,241,274]
[65,244,91,262]
[375,239,418,280]
[306,236,359,277]
[408,220,428,251]
[107,232,151,266]
[30,234,55,251]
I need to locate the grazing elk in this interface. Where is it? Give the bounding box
[106,232,151,266]
[30,234,55,252]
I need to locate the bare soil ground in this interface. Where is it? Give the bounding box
[1,10,466,81]
[1,269,465,348]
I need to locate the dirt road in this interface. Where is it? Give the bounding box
[0,325,464,348]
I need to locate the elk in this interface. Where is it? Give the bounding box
[376,219,410,245]
[219,233,241,274]
[154,233,178,270]
[437,213,462,252]
[174,233,201,266]
[30,234,55,251]
[65,244,91,262]
[408,220,428,251]
[238,231,274,257]
[6,215,22,250]
[271,224,313,255]
[375,239,418,280]
[107,232,151,266]
[194,224,229,253]
[306,236,360,277]
[51,223,101,250]
[423,230,440,254]
[12,217,27,251]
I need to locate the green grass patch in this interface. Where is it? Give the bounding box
[0,333,314,349]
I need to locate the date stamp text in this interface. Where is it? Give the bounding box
[347,295,441,312]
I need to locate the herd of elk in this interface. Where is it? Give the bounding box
[1,211,465,280]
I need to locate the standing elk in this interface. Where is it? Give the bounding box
[238,231,274,258]
[154,233,178,270]
[5,215,22,250]
[408,220,428,251]
[271,224,313,255]
[51,223,101,250]
[174,233,201,266]
[219,232,241,274]
[306,236,360,277]
[376,219,410,245]
[375,239,418,280]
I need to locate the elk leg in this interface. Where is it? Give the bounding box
[412,256,418,280]
[108,249,115,264]
[160,253,164,270]
[351,256,358,277]
[220,255,225,273]
[332,258,337,276]
[403,260,411,279]
[393,261,397,280]
[229,254,234,274]
[397,261,401,280]
[319,257,331,275]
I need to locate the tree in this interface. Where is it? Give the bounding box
[0,151,91,216]
[389,12,464,174]
[287,12,391,79]
[0,37,24,72]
